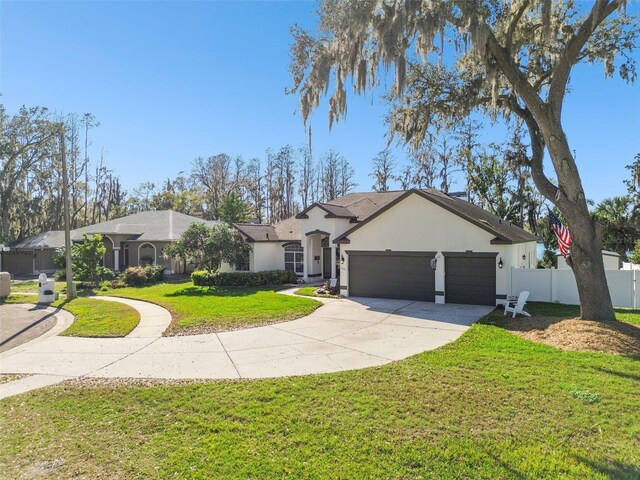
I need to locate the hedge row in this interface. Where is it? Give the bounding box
[191,269,299,287]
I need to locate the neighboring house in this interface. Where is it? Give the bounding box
[71,210,220,274]
[557,250,620,270]
[233,189,538,306]
[1,210,220,276]
[2,231,65,276]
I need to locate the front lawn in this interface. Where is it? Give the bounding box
[8,280,66,294]
[2,294,140,337]
[97,281,321,334]
[0,306,638,478]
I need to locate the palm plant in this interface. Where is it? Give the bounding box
[593,196,639,261]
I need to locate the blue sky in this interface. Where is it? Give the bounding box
[1,0,638,203]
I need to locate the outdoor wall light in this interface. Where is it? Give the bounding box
[522,254,527,260]
[340,255,345,264]
[498,258,504,269]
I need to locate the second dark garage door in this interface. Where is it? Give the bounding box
[348,252,435,301]
[445,254,496,306]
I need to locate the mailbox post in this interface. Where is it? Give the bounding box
[38,273,56,303]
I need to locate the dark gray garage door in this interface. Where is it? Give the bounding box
[349,252,435,301]
[2,251,33,275]
[445,255,496,306]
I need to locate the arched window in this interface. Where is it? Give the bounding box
[284,244,304,275]
[138,243,156,266]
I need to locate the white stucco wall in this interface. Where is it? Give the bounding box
[252,242,286,271]
[298,208,353,240]
[339,192,536,303]
[219,242,286,273]
[299,207,352,280]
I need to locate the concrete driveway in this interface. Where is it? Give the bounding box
[0,293,493,398]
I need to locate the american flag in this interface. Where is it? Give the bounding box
[549,210,572,259]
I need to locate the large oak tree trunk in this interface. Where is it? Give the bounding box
[544,125,616,321]
[569,215,616,321]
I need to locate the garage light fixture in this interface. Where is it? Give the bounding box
[340,255,345,264]
[498,258,503,269]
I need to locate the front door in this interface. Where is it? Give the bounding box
[322,248,332,279]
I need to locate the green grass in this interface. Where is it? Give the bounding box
[2,294,140,337]
[0,305,638,478]
[97,281,321,333]
[8,280,66,294]
[294,286,339,298]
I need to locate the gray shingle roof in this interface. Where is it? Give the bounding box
[239,189,537,245]
[234,216,300,242]
[233,224,278,242]
[7,231,66,249]
[332,189,538,244]
[71,210,220,242]
[273,216,300,241]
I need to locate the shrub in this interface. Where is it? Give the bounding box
[144,264,165,283]
[56,266,113,282]
[191,270,217,286]
[122,264,165,287]
[122,266,148,287]
[191,269,298,287]
[96,266,115,281]
[109,279,127,289]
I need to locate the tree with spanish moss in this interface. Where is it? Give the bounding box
[370,150,397,192]
[289,0,639,321]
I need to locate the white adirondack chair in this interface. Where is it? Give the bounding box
[504,291,531,318]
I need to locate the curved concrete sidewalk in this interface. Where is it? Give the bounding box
[0,292,492,399]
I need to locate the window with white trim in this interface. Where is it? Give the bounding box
[284,244,304,274]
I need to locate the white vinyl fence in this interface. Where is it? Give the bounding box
[510,268,639,308]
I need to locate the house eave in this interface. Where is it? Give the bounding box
[489,237,512,245]
[305,229,331,237]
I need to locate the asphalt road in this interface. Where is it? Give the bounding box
[0,304,58,353]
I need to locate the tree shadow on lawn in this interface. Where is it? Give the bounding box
[591,366,640,382]
[571,453,640,480]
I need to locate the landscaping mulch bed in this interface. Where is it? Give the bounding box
[503,316,640,355]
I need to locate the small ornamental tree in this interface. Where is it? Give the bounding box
[55,234,110,281]
[164,223,251,272]
[289,0,639,321]
[593,196,638,261]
